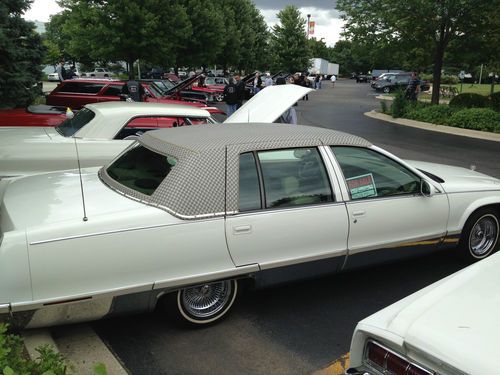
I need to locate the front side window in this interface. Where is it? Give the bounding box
[332,147,421,200]
[257,148,333,208]
[58,83,104,94]
[56,108,95,137]
[102,85,123,96]
[106,145,176,196]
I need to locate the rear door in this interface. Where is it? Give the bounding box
[225,146,349,272]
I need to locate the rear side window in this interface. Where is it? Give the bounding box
[56,108,95,137]
[102,85,123,96]
[58,83,104,94]
[107,145,176,196]
[239,153,262,211]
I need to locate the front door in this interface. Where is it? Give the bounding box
[330,146,449,263]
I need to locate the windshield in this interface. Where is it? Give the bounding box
[56,108,95,137]
[152,80,175,94]
[106,144,176,196]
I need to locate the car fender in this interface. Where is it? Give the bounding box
[447,192,500,234]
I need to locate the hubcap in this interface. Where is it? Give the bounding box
[181,280,232,318]
[469,215,499,256]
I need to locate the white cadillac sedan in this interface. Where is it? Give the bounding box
[346,250,500,375]
[0,124,499,329]
[0,84,310,179]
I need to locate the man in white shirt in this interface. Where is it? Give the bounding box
[330,74,336,88]
[264,73,273,87]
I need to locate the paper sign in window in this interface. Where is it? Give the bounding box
[346,173,377,199]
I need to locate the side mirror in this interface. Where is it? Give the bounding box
[421,179,436,197]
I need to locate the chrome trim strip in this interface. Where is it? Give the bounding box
[0,304,10,314]
[228,202,346,218]
[10,282,154,312]
[153,264,259,290]
[29,219,221,245]
[348,234,445,255]
[258,249,347,270]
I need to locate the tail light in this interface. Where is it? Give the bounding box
[365,341,432,375]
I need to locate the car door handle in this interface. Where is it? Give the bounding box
[233,225,252,235]
[352,210,366,217]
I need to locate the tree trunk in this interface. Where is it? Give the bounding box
[491,73,496,95]
[431,42,446,105]
[127,58,135,80]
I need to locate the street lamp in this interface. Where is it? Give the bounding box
[307,14,311,38]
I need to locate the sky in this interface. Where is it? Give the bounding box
[23,0,344,47]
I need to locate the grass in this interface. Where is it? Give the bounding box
[419,83,499,100]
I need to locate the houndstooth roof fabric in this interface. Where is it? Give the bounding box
[100,123,371,219]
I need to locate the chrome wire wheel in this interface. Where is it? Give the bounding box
[469,214,499,257]
[177,279,237,324]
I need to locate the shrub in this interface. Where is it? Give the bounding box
[405,105,454,125]
[449,93,489,109]
[380,100,388,114]
[489,92,500,112]
[391,90,408,118]
[447,108,500,132]
[0,324,69,375]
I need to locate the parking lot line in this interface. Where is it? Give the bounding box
[312,352,350,375]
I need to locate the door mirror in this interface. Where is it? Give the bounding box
[421,179,436,197]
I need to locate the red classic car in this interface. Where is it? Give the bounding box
[45,79,223,114]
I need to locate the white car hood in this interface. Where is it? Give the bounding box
[362,252,500,374]
[224,84,313,123]
[407,160,500,193]
[1,168,151,230]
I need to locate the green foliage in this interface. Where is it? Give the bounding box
[0,0,45,108]
[449,93,489,109]
[489,92,500,111]
[270,6,311,73]
[0,324,68,375]
[405,105,454,125]
[447,108,500,132]
[336,0,499,104]
[93,363,108,375]
[380,100,388,114]
[391,90,408,118]
[420,73,459,85]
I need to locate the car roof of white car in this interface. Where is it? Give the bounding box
[100,123,371,219]
[74,102,210,139]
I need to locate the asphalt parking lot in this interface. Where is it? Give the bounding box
[86,80,500,375]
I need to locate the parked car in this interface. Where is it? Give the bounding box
[81,68,115,78]
[0,105,70,127]
[373,73,431,93]
[0,102,214,178]
[347,249,500,375]
[47,72,60,82]
[0,85,311,177]
[45,79,223,114]
[203,76,229,87]
[1,115,499,328]
[356,74,371,83]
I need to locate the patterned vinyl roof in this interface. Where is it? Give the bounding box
[100,123,371,218]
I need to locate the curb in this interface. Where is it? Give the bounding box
[23,325,129,375]
[365,110,500,143]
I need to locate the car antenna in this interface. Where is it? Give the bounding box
[73,138,88,222]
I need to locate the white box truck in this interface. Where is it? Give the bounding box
[310,58,339,77]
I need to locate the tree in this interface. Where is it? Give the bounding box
[175,0,224,71]
[270,6,311,73]
[0,0,45,108]
[58,0,192,78]
[308,38,330,60]
[337,0,500,104]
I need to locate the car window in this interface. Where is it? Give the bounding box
[102,85,123,96]
[106,145,176,196]
[331,146,421,200]
[239,152,262,212]
[257,148,333,208]
[55,108,95,137]
[58,82,105,94]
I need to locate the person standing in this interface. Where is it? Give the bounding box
[56,59,66,82]
[223,77,239,117]
[253,72,262,94]
[314,74,320,89]
[330,74,336,88]
[234,74,246,109]
[264,73,273,87]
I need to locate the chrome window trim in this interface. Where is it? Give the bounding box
[322,145,351,201]
[318,145,343,202]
